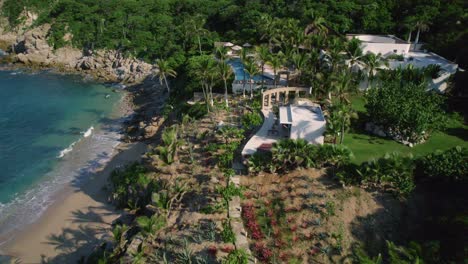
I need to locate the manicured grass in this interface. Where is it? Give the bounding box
[344,95,468,164]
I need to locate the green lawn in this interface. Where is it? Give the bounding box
[344,96,468,164]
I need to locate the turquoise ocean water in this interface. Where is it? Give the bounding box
[0,68,126,239]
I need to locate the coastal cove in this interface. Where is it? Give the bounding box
[0,69,132,249]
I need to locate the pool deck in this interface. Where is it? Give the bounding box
[242,100,326,157]
[242,110,281,157]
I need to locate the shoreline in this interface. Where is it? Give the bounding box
[0,142,147,263]
[0,68,155,262]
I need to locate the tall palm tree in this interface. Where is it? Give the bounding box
[154,59,177,93]
[363,53,387,90]
[268,52,284,88]
[259,14,277,50]
[334,70,357,104]
[196,57,217,111]
[215,46,228,62]
[326,37,345,72]
[414,20,430,45]
[244,59,260,99]
[192,15,209,55]
[291,52,306,82]
[240,48,249,95]
[218,61,233,107]
[255,45,270,87]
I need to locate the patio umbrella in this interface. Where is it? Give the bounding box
[223,42,234,47]
[231,45,243,51]
[243,43,252,48]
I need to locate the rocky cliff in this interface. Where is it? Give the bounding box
[0,15,155,84]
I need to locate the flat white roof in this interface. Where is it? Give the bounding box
[288,104,326,144]
[278,102,326,144]
[346,34,407,44]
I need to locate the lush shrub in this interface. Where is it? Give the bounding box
[186,103,208,120]
[270,139,318,172]
[222,249,250,264]
[241,112,263,130]
[110,163,156,209]
[156,125,181,164]
[366,81,446,143]
[417,146,468,182]
[136,214,166,237]
[338,153,415,195]
[247,151,273,173]
[221,219,236,244]
[247,140,353,173]
[386,54,404,61]
[316,144,353,168]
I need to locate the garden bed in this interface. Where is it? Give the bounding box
[239,169,404,263]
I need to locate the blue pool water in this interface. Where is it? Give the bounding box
[0,69,126,237]
[227,58,272,82]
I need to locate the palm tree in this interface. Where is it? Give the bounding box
[218,61,233,107]
[327,103,356,144]
[240,48,249,96]
[304,16,328,36]
[192,15,209,55]
[196,57,217,111]
[215,46,228,62]
[255,45,270,87]
[326,37,345,72]
[414,20,430,45]
[334,70,357,104]
[363,53,387,90]
[346,38,363,71]
[268,52,284,88]
[259,14,277,50]
[291,52,306,82]
[244,59,260,99]
[154,59,177,93]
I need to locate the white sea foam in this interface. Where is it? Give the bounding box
[0,124,123,239]
[82,126,94,138]
[57,140,78,158]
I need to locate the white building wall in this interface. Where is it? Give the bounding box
[361,42,411,56]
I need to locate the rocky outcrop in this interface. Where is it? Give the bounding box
[3,23,155,83]
[74,50,154,83]
[365,122,425,147]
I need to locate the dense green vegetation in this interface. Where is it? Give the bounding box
[3,0,467,263]
[366,79,447,144]
[3,0,467,68]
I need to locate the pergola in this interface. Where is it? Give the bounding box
[261,87,312,109]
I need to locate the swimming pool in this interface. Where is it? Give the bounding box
[227,58,272,82]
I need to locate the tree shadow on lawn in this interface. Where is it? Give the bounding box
[445,127,468,141]
[351,133,386,145]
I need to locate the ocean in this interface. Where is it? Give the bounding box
[0,68,128,239]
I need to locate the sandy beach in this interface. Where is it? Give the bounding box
[0,142,147,263]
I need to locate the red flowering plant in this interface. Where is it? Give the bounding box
[254,242,273,262]
[242,203,264,240]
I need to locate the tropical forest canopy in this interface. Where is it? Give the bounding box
[2,0,467,67]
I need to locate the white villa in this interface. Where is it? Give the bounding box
[242,87,326,158]
[346,34,459,92]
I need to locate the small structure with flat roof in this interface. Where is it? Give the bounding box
[241,96,325,158]
[279,101,326,145]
